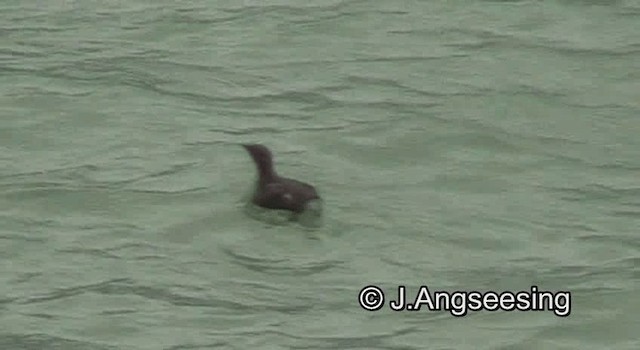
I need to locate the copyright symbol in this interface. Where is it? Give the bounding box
[358,285,384,311]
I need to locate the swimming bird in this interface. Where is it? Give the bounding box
[242,144,320,213]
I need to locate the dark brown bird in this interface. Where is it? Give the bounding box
[242,144,320,213]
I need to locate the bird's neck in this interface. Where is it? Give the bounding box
[255,160,277,184]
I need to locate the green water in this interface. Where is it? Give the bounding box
[1,1,639,349]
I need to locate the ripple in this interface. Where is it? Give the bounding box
[164,342,230,350]
[0,233,46,243]
[0,161,203,195]
[0,333,116,350]
[247,326,419,350]
[221,246,342,277]
[208,124,350,136]
[18,278,132,305]
[550,184,640,202]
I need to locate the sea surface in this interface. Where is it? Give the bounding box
[1,1,639,349]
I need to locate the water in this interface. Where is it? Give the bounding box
[1,1,639,349]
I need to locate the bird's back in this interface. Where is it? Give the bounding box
[253,176,320,213]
